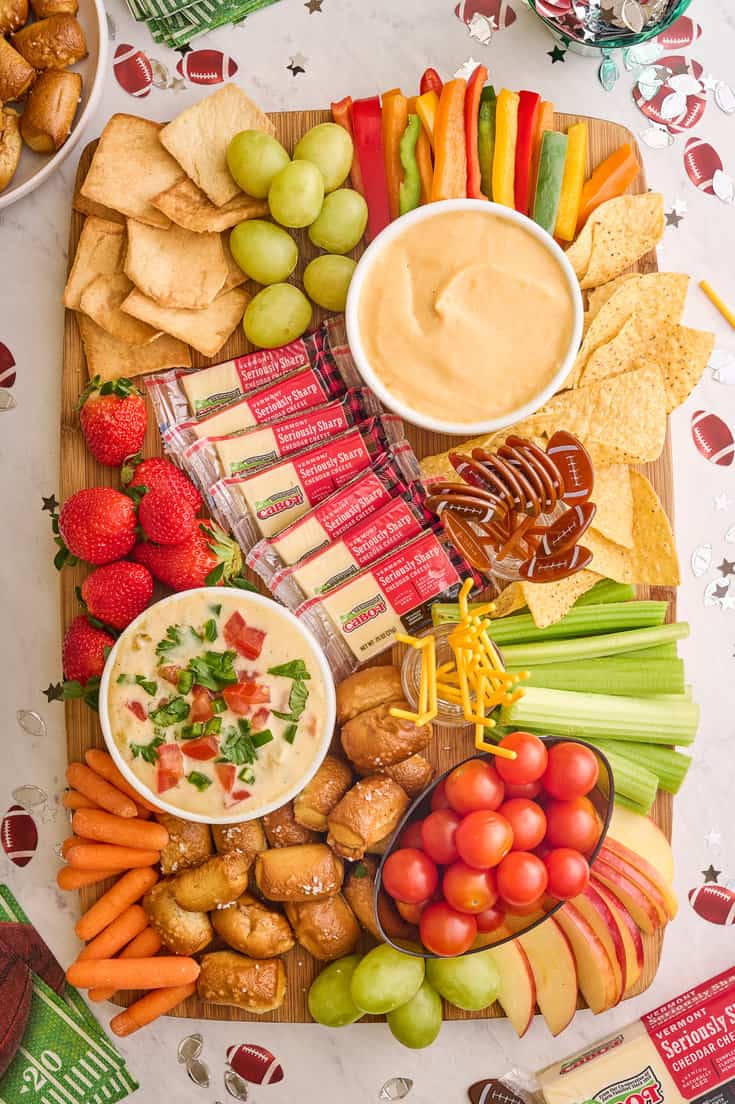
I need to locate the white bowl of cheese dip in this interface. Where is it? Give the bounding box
[345,199,584,437]
[99,587,335,824]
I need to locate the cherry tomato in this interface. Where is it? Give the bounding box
[398,819,424,850]
[395,898,429,924]
[502,778,543,800]
[542,742,599,799]
[421,809,461,865]
[544,848,590,899]
[455,810,513,870]
[476,903,506,933]
[420,901,477,956]
[443,861,498,915]
[499,798,547,851]
[496,851,549,907]
[382,848,439,904]
[534,840,552,862]
[431,780,452,811]
[496,732,548,786]
[545,796,600,852]
[445,759,504,814]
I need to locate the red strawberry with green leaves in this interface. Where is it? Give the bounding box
[138,488,197,546]
[122,455,202,514]
[62,615,115,709]
[54,488,138,568]
[78,376,147,468]
[79,562,153,630]
[133,522,243,591]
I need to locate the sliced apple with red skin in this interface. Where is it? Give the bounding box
[555,901,620,1013]
[591,881,644,994]
[608,806,673,884]
[596,845,670,925]
[590,862,660,934]
[602,838,678,920]
[486,938,536,1038]
[518,918,577,1037]
[572,886,626,999]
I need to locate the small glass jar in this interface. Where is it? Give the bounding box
[525,0,694,57]
[400,624,505,729]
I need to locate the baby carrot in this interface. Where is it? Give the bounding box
[77,905,148,961]
[109,983,197,1037]
[75,867,158,940]
[66,957,200,991]
[66,843,160,871]
[61,835,85,858]
[89,927,162,1002]
[63,790,101,811]
[66,763,137,819]
[84,749,159,814]
[57,866,119,891]
[72,809,169,852]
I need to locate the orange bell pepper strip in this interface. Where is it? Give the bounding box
[431,79,468,201]
[408,95,433,204]
[554,121,589,241]
[382,89,409,220]
[420,68,443,96]
[528,99,554,213]
[576,143,640,231]
[416,90,439,149]
[464,64,488,200]
[330,95,364,197]
[514,90,541,215]
[491,89,519,207]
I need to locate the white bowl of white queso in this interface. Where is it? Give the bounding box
[99,588,335,824]
[345,199,584,437]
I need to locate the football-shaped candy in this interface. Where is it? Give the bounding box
[540,502,596,556]
[454,0,516,30]
[176,49,238,85]
[469,1081,527,1104]
[227,1044,284,1085]
[689,883,735,925]
[0,923,65,994]
[0,953,32,1079]
[520,544,592,582]
[657,15,702,49]
[0,342,15,388]
[546,431,594,503]
[113,44,153,98]
[1,805,38,867]
[684,138,724,196]
[691,410,735,466]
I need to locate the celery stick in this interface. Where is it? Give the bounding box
[589,738,691,794]
[610,792,655,816]
[434,601,666,640]
[517,657,684,697]
[574,581,635,606]
[599,644,679,661]
[594,745,659,814]
[500,622,689,668]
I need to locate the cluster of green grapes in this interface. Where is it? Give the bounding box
[308,944,501,1049]
[226,124,368,349]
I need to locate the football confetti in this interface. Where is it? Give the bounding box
[16,711,46,738]
[710,351,735,385]
[12,785,48,811]
[380,1078,414,1101]
[634,57,706,134]
[0,389,16,412]
[624,41,664,69]
[691,544,712,578]
[113,44,153,98]
[455,0,515,33]
[176,49,238,85]
[0,341,16,387]
[715,82,735,115]
[1,804,38,867]
[186,1057,210,1087]
[689,882,735,925]
[639,125,674,150]
[690,410,735,466]
[224,1069,250,1100]
[656,13,701,49]
[178,1033,203,1063]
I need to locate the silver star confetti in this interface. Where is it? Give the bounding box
[467,12,495,44]
[691,544,712,577]
[640,125,674,150]
[713,170,735,205]
[716,493,734,511]
[672,198,688,216]
[187,1057,210,1087]
[722,593,735,611]
[705,829,722,847]
[178,1033,203,1063]
[0,389,16,411]
[710,350,735,385]
[454,57,482,81]
[224,1069,249,1100]
[715,82,735,115]
[379,1079,414,1101]
[16,710,46,738]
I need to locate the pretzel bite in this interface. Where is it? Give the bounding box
[255,843,343,902]
[0,0,28,34]
[211,893,294,958]
[11,13,86,69]
[285,894,361,962]
[20,69,81,153]
[341,704,432,773]
[0,109,21,193]
[263,801,320,848]
[143,880,213,956]
[343,857,381,939]
[197,950,286,1013]
[367,754,434,798]
[156,814,213,876]
[336,666,404,725]
[327,777,410,861]
[212,819,266,865]
[293,756,353,832]
[171,853,250,912]
[0,38,35,102]
[31,0,78,16]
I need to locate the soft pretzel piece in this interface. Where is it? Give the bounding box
[341,702,432,773]
[293,756,353,832]
[327,776,409,861]
[255,843,343,902]
[336,666,404,725]
[156,814,213,876]
[211,893,294,958]
[285,894,361,962]
[212,819,267,864]
[197,950,286,1013]
[171,853,250,912]
[262,801,320,848]
[143,880,212,956]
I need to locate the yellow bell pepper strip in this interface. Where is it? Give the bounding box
[408,95,433,203]
[351,96,391,242]
[576,143,640,231]
[330,95,365,197]
[554,121,589,241]
[399,114,421,215]
[477,85,496,199]
[431,78,468,201]
[420,67,443,96]
[513,90,541,215]
[532,130,568,234]
[382,89,409,221]
[491,89,519,207]
[464,63,488,199]
[528,99,554,213]
[415,90,439,149]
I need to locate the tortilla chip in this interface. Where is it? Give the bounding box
[151,175,268,232]
[585,470,679,586]
[159,85,275,208]
[63,217,125,311]
[77,315,191,382]
[566,194,665,289]
[121,286,250,359]
[489,583,527,618]
[521,571,603,629]
[586,274,641,322]
[80,115,183,228]
[72,189,125,224]
[125,220,228,309]
[79,273,161,346]
[654,325,715,412]
[588,465,634,548]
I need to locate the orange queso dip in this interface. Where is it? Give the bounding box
[358,209,576,424]
[107,591,328,818]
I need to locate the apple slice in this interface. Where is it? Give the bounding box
[597,845,670,925]
[592,881,644,994]
[590,862,660,934]
[602,837,678,920]
[486,939,536,1038]
[554,902,620,1013]
[608,805,673,884]
[518,918,577,1036]
[572,886,626,999]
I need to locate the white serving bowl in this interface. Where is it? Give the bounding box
[98,588,336,825]
[345,198,584,437]
[0,0,108,210]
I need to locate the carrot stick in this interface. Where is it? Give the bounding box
[75,867,159,940]
[382,89,408,220]
[576,143,639,230]
[89,927,162,1002]
[66,762,137,819]
[431,79,467,201]
[72,809,169,851]
[66,957,200,991]
[109,983,197,1036]
[61,835,85,858]
[66,843,160,871]
[57,866,119,891]
[77,905,148,961]
[84,749,159,813]
[63,790,101,811]
[408,96,433,204]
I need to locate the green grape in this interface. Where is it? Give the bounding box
[387,980,443,1049]
[349,945,424,1015]
[243,283,312,349]
[426,949,500,1012]
[308,955,364,1027]
[268,160,324,228]
[294,123,353,192]
[226,131,290,198]
[304,255,356,312]
[229,220,298,285]
[308,189,368,254]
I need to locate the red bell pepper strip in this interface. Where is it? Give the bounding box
[330,95,365,197]
[514,90,541,216]
[351,96,391,242]
[420,67,443,96]
[464,63,488,199]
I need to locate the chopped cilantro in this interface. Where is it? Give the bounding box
[116,673,130,685]
[149,696,189,727]
[177,670,194,695]
[202,618,218,642]
[130,735,164,765]
[135,675,157,697]
[187,650,238,692]
[186,771,212,792]
[272,678,309,724]
[267,659,311,681]
[219,719,259,765]
[238,766,255,785]
[155,625,184,657]
[208,603,222,616]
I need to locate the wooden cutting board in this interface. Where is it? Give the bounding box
[61,110,672,1024]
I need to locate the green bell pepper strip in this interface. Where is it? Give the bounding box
[532,130,568,234]
[398,114,421,215]
[477,85,496,200]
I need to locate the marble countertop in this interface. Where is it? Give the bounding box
[1,0,734,1099]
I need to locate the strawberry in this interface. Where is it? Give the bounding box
[122,455,202,515]
[80,562,154,630]
[133,522,242,591]
[138,488,197,546]
[55,488,137,567]
[78,376,147,468]
[62,615,115,710]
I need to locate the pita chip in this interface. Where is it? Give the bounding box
[63,216,125,311]
[124,220,228,309]
[122,286,250,358]
[77,314,191,382]
[151,175,268,232]
[79,273,161,346]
